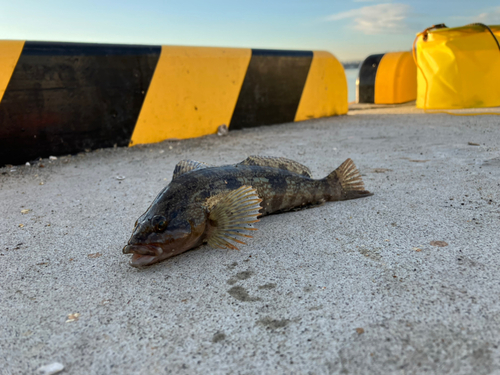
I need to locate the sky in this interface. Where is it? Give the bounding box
[1,0,499,61]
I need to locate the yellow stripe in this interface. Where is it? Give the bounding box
[0,40,25,103]
[294,51,348,121]
[130,46,251,146]
[374,51,416,104]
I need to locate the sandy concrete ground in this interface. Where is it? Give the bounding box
[1,107,500,374]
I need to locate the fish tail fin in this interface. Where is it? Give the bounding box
[327,158,373,200]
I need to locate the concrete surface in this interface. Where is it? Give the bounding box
[1,107,500,375]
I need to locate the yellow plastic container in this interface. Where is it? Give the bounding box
[415,24,500,109]
[374,51,416,104]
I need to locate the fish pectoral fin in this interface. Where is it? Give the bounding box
[207,185,262,250]
[238,156,313,178]
[172,160,213,180]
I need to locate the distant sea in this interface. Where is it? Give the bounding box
[345,68,359,103]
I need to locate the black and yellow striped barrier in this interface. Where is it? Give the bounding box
[357,51,416,104]
[0,41,347,165]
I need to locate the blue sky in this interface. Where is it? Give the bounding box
[1,0,499,60]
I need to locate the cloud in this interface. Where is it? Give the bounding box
[327,3,411,35]
[474,6,500,25]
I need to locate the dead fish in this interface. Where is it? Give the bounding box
[123,156,372,267]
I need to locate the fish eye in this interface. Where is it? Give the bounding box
[151,215,168,232]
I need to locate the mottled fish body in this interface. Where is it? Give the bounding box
[123,156,372,267]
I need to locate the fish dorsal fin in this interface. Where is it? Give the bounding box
[172,160,212,180]
[238,156,313,178]
[207,185,262,250]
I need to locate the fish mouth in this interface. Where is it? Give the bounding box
[129,253,159,267]
[122,244,164,268]
[123,244,163,256]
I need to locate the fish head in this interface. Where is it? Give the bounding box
[122,208,206,267]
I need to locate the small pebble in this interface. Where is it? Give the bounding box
[26,162,31,166]
[37,362,64,375]
[430,241,448,247]
[66,313,80,322]
[49,156,57,160]
[217,124,228,136]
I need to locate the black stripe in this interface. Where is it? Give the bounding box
[21,41,161,56]
[251,49,314,57]
[0,41,161,166]
[229,49,313,130]
[357,53,384,104]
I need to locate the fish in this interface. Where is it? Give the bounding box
[123,156,373,267]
